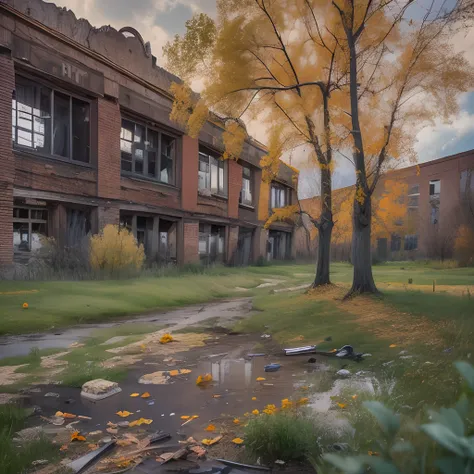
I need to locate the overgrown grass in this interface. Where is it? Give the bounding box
[59,364,127,388]
[244,410,329,463]
[0,405,59,474]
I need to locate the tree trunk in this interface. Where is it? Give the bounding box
[313,166,333,287]
[313,217,333,286]
[347,195,379,295]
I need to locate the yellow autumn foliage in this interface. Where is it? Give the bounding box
[264,205,299,230]
[222,121,246,161]
[454,225,474,267]
[169,82,193,127]
[89,225,145,271]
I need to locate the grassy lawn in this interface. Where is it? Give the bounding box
[1,261,473,336]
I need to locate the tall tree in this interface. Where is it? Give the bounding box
[328,0,474,294]
[163,1,349,287]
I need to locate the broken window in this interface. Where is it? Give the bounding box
[240,166,253,206]
[429,179,440,225]
[158,219,177,263]
[270,184,289,209]
[198,150,227,196]
[13,205,48,253]
[404,235,418,251]
[199,223,225,264]
[66,208,91,247]
[120,119,175,184]
[390,234,401,251]
[13,76,90,163]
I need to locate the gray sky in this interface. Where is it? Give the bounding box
[47,0,474,196]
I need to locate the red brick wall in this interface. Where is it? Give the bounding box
[228,160,242,219]
[227,225,239,264]
[120,177,180,209]
[15,155,96,196]
[0,54,15,265]
[181,136,198,211]
[97,205,120,230]
[183,221,199,263]
[98,98,121,199]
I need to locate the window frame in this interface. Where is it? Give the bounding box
[270,182,290,210]
[120,117,177,186]
[13,205,49,253]
[12,74,92,165]
[404,234,418,251]
[239,165,254,207]
[198,149,228,197]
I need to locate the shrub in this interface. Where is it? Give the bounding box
[244,410,325,463]
[89,225,145,274]
[455,225,474,267]
[324,361,474,474]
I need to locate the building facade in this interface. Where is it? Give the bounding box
[0,0,298,268]
[296,150,474,261]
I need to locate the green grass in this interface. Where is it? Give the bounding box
[0,405,59,474]
[0,347,63,368]
[59,364,127,388]
[244,410,332,463]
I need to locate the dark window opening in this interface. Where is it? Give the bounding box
[13,76,90,163]
[270,184,290,209]
[391,234,401,252]
[120,119,175,184]
[66,208,91,247]
[199,223,225,264]
[429,179,440,225]
[267,230,291,260]
[158,219,177,264]
[13,205,48,253]
[404,235,418,251]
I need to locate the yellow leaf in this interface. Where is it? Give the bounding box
[141,392,150,398]
[213,394,221,399]
[196,373,212,385]
[130,393,140,397]
[352,395,358,400]
[205,424,216,432]
[251,397,257,401]
[243,412,250,417]
[256,377,265,381]
[337,403,347,409]
[389,344,397,348]
[233,418,240,425]
[297,397,309,405]
[55,411,64,417]
[232,438,244,445]
[107,422,118,428]
[71,431,86,442]
[159,333,174,344]
[181,416,191,420]
[116,411,133,418]
[180,369,192,375]
[63,413,76,419]
[169,370,180,377]
[60,444,68,451]
[204,374,212,382]
[191,415,199,419]
[201,435,223,446]
[252,409,259,415]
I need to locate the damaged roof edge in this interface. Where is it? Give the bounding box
[0,0,284,160]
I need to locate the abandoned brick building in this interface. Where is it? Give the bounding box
[0,0,298,268]
[295,150,474,262]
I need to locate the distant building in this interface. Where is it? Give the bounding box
[295,150,474,261]
[0,0,298,268]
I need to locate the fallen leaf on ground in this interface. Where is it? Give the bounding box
[297,397,309,405]
[233,418,240,425]
[130,393,140,397]
[55,411,64,417]
[191,415,199,419]
[251,397,257,401]
[352,395,358,400]
[205,424,216,432]
[196,373,213,385]
[116,440,132,447]
[129,417,153,427]
[116,411,133,418]
[181,415,190,420]
[252,409,259,415]
[141,392,150,398]
[212,394,221,398]
[106,428,118,435]
[190,445,207,457]
[63,413,76,419]
[124,434,140,443]
[78,415,92,420]
[389,344,397,348]
[256,377,265,381]
[169,369,180,376]
[368,451,380,456]
[107,422,118,428]
[60,444,68,452]
[71,431,86,442]
[201,435,223,446]
[88,430,103,436]
[337,403,347,409]
[180,369,192,375]
[232,438,244,445]
[159,333,174,344]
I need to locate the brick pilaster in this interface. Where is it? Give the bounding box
[228,160,242,219]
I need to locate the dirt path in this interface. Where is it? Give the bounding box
[308,285,445,346]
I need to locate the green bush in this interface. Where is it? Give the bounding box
[244,410,326,463]
[324,361,474,474]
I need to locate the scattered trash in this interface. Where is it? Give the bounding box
[275,459,285,465]
[362,353,372,357]
[216,459,270,471]
[383,360,395,366]
[148,400,155,406]
[264,363,281,372]
[335,345,353,358]
[170,413,175,416]
[355,371,368,376]
[51,417,65,426]
[190,445,207,458]
[66,440,115,473]
[44,392,59,398]
[117,421,130,428]
[139,371,169,385]
[31,460,49,466]
[399,350,408,355]
[336,369,351,377]
[261,334,271,339]
[81,379,122,401]
[247,353,266,358]
[400,355,413,359]
[284,345,317,356]
[149,431,171,444]
[443,347,453,353]
[88,430,103,436]
[106,427,118,435]
[99,436,113,445]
